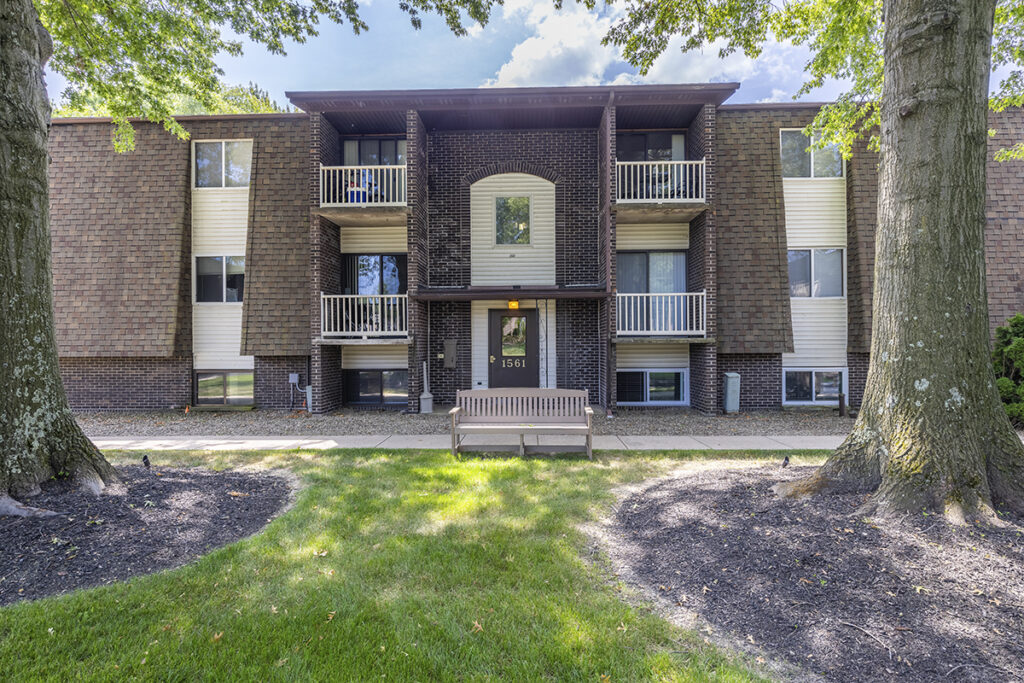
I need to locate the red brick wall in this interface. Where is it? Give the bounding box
[61,357,192,411]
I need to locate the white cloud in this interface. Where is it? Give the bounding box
[758,88,789,103]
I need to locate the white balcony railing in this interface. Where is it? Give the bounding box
[616,159,706,203]
[320,165,407,207]
[321,294,409,338]
[616,291,707,336]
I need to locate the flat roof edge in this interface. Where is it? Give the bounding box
[51,112,308,126]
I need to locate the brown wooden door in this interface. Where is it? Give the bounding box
[488,309,539,388]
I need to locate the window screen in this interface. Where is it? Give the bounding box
[788,250,811,297]
[813,249,843,297]
[617,372,645,403]
[780,130,811,178]
[196,257,223,302]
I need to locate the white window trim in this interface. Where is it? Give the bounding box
[779,129,846,179]
[782,367,848,406]
[192,139,254,190]
[789,247,847,299]
[193,255,244,304]
[493,194,535,248]
[617,368,690,407]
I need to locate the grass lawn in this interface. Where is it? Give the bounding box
[0,449,825,680]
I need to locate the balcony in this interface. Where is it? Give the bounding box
[616,291,707,337]
[321,294,409,340]
[615,159,707,224]
[317,165,407,226]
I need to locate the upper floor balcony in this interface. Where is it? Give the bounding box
[321,293,409,341]
[615,159,707,224]
[318,165,407,226]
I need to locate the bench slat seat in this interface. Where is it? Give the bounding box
[449,388,593,459]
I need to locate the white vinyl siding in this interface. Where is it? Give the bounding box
[191,189,249,255]
[340,225,407,253]
[470,174,556,286]
[616,342,689,368]
[341,345,409,370]
[616,223,690,251]
[782,178,847,247]
[192,305,252,370]
[192,143,251,373]
[783,298,848,367]
[470,299,556,389]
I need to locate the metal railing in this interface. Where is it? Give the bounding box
[616,291,707,336]
[321,294,409,337]
[615,159,706,203]
[320,165,407,207]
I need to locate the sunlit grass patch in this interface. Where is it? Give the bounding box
[0,448,817,680]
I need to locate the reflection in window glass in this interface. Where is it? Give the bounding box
[196,257,223,302]
[780,130,811,178]
[225,256,245,302]
[788,250,811,297]
[501,316,526,357]
[382,255,403,295]
[358,371,382,402]
[224,141,252,187]
[196,373,223,403]
[195,142,223,188]
[226,373,254,404]
[813,248,843,297]
[648,372,681,402]
[811,134,843,178]
[815,371,842,401]
[382,370,409,402]
[496,197,530,245]
[785,371,813,402]
[645,132,673,161]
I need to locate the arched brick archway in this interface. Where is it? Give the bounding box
[460,162,562,187]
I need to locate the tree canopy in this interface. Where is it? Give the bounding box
[606,0,1024,159]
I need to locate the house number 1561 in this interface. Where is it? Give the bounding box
[502,359,525,368]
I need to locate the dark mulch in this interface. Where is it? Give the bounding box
[608,464,1024,682]
[0,466,291,606]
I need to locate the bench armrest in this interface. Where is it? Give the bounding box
[584,407,594,416]
[448,406,462,416]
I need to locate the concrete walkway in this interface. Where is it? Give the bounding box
[90,433,848,452]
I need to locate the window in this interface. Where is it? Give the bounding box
[780,130,843,178]
[345,254,408,295]
[618,251,689,332]
[195,140,252,188]
[616,132,686,161]
[195,371,253,405]
[196,256,245,302]
[343,369,409,406]
[788,249,844,297]
[616,369,688,405]
[784,369,844,404]
[501,316,527,357]
[342,138,407,166]
[496,197,531,245]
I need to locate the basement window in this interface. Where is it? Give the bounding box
[616,369,689,406]
[783,369,845,405]
[195,371,254,405]
[343,370,408,406]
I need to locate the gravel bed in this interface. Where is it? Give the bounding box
[593,464,1024,682]
[75,407,856,438]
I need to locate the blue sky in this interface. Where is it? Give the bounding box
[46,1,849,106]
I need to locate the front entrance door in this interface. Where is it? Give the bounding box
[488,309,539,388]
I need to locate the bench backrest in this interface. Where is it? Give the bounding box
[456,388,590,424]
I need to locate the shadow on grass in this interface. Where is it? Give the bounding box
[0,448,777,681]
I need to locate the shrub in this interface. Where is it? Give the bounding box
[993,313,1024,427]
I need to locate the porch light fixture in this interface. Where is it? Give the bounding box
[508,300,519,310]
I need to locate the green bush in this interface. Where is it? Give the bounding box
[993,313,1024,427]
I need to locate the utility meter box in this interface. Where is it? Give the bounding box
[723,372,741,414]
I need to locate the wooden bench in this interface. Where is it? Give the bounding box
[449,388,594,459]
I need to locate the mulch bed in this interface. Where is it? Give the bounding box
[601,464,1024,682]
[0,465,291,607]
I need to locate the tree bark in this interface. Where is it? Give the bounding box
[777,0,1024,522]
[0,0,117,516]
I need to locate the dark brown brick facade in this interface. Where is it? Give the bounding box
[718,353,782,410]
[254,356,309,409]
[846,136,879,354]
[556,300,603,401]
[847,351,869,408]
[426,302,472,406]
[59,357,192,410]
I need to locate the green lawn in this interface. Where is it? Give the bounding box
[0,449,825,681]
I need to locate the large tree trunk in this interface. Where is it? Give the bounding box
[777,0,1024,522]
[0,0,117,516]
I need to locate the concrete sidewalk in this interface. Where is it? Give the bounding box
[90,433,848,452]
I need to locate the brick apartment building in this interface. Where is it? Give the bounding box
[47,83,1024,414]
